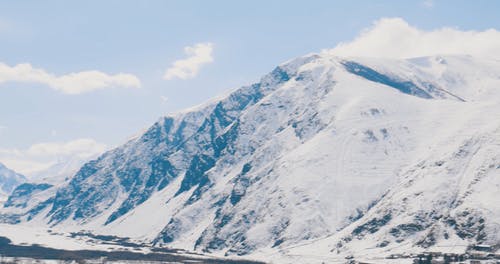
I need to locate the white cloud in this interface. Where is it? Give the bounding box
[164,42,214,80]
[0,63,141,94]
[327,18,500,59]
[25,139,107,157]
[0,138,107,176]
[422,0,434,8]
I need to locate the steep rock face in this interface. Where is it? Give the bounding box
[4,54,500,258]
[44,60,298,226]
[4,183,53,209]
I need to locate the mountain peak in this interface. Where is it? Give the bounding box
[2,54,500,259]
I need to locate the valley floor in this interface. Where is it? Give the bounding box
[1,223,500,263]
[0,224,263,264]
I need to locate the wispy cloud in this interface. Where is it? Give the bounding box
[422,0,434,8]
[164,42,214,80]
[327,17,500,59]
[0,138,107,176]
[0,63,141,94]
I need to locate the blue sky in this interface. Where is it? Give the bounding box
[1,0,500,174]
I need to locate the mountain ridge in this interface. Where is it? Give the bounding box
[2,53,500,261]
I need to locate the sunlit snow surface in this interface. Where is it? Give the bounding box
[1,54,500,263]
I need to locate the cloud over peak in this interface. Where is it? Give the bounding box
[328,18,500,59]
[0,63,141,94]
[164,42,214,80]
[0,138,107,176]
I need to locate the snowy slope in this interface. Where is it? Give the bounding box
[2,53,500,262]
[0,155,91,223]
[0,162,26,202]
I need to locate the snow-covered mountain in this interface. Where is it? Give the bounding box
[0,162,26,202]
[1,155,91,223]
[2,53,500,261]
[30,155,91,185]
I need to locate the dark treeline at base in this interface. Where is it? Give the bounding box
[0,236,264,264]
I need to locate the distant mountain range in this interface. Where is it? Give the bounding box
[2,53,499,261]
[0,162,26,202]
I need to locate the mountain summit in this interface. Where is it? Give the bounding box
[3,53,500,260]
